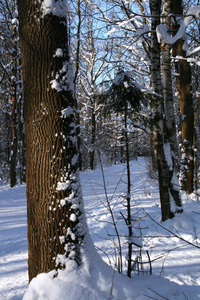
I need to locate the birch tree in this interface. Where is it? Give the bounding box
[17,0,86,281]
[162,0,179,170]
[150,0,182,221]
[172,0,194,194]
[161,0,182,207]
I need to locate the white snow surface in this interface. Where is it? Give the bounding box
[157,5,200,46]
[0,158,200,299]
[41,0,67,18]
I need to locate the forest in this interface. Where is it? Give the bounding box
[0,0,200,299]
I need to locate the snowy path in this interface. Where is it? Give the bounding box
[0,185,28,300]
[0,158,200,299]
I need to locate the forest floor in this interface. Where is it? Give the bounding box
[0,157,200,299]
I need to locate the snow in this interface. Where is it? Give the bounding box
[56,180,70,191]
[135,24,150,43]
[61,106,74,117]
[1,158,200,299]
[54,48,64,57]
[41,0,67,18]
[70,213,77,222]
[157,5,200,45]
[50,61,74,94]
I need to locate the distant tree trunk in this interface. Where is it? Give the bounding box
[73,0,82,170]
[161,0,182,207]
[124,105,132,278]
[10,23,18,187]
[90,107,96,170]
[17,58,26,183]
[18,0,85,281]
[150,0,182,221]
[162,0,179,166]
[172,0,194,194]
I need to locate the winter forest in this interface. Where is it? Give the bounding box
[1,0,200,299]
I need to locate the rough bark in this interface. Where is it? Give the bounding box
[150,0,182,221]
[18,0,85,281]
[162,1,178,161]
[161,0,182,207]
[172,0,194,193]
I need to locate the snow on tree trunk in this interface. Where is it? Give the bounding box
[161,0,182,208]
[17,0,86,281]
[172,1,194,194]
[150,0,181,221]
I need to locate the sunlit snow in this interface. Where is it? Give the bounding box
[0,158,200,299]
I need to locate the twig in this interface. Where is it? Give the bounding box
[148,288,169,300]
[182,291,189,300]
[144,210,200,249]
[95,244,112,267]
[110,269,115,296]
[98,150,123,273]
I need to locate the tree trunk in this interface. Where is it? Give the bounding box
[124,107,132,278]
[10,23,18,187]
[17,57,26,183]
[18,0,85,281]
[150,0,181,221]
[172,0,194,194]
[161,0,182,207]
[90,107,96,170]
[162,1,178,163]
[73,0,82,171]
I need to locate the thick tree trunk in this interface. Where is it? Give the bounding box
[18,0,85,281]
[150,0,182,221]
[162,1,178,161]
[161,0,182,207]
[172,0,194,194]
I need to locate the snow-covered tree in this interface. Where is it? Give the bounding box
[150,0,182,221]
[17,0,87,281]
[99,70,149,276]
[172,0,195,193]
[77,11,110,169]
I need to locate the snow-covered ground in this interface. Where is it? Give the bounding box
[0,158,200,299]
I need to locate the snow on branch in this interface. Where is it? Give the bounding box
[41,0,67,18]
[156,5,200,46]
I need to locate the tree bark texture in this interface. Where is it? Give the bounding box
[150,0,181,221]
[162,0,178,162]
[172,0,194,194]
[18,0,84,281]
[161,0,182,208]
